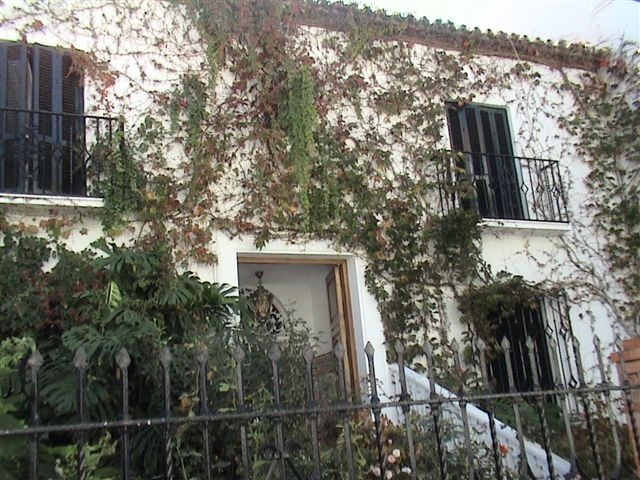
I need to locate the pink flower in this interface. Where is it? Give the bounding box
[387,454,397,464]
[370,465,382,477]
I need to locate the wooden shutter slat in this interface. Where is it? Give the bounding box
[445,106,465,152]
[1,42,28,191]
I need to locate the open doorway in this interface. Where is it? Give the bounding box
[237,256,360,396]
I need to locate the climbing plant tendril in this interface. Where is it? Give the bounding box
[0,0,637,354]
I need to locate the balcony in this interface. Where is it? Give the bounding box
[437,151,569,223]
[0,108,121,198]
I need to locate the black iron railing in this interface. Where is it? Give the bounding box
[0,108,121,197]
[437,152,569,223]
[1,328,638,478]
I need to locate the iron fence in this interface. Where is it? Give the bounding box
[0,107,121,197]
[1,334,638,480]
[436,152,569,223]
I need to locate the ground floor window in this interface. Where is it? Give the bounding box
[486,299,555,393]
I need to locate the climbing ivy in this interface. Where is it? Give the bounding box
[0,0,636,358]
[560,45,640,333]
[94,127,145,232]
[457,271,541,341]
[279,65,318,224]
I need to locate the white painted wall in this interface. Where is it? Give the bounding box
[0,0,625,393]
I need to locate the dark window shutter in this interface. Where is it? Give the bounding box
[1,42,84,195]
[465,107,482,154]
[1,42,29,191]
[446,106,465,152]
[32,45,57,191]
[480,110,495,154]
[33,45,84,194]
[35,46,54,135]
[61,52,84,194]
[445,102,522,219]
[494,111,513,156]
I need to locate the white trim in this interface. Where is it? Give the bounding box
[480,218,571,234]
[0,193,104,209]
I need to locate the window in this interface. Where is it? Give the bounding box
[486,299,554,394]
[0,41,85,195]
[445,103,524,220]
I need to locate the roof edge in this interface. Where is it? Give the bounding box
[291,1,609,71]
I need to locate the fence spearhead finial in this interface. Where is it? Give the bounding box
[116,347,131,369]
[233,344,245,363]
[394,339,404,355]
[364,342,374,359]
[196,343,209,365]
[28,349,43,371]
[303,345,315,364]
[525,336,535,351]
[476,337,486,353]
[268,343,281,362]
[74,347,88,369]
[500,336,511,351]
[159,347,172,369]
[423,340,433,357]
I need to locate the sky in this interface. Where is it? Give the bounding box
[337,0,640,47]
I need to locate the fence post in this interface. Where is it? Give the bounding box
[159,347,174,480]
[476,338,504,479]
[196,343,212,480]
[74,347,88,480]
[424,340,448,480]
[594,335,622,478]
[394,340,417,480]
[573,336,604,479]
[116,347,131,480]
[233,345,251,480]
[525,336,554,479]
[365,342,385,479]
[337,343,356,479]
[501,337,529,479]
[303,345,321,479]
[545,334,579,475]
[27,349,43,480]
[452,339,475,480]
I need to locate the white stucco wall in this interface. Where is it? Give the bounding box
[0,0,625,392]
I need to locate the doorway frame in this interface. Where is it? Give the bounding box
[237,253,360,396]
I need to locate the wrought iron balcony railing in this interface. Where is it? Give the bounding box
[0,108,122,197]
[437,151,569,223]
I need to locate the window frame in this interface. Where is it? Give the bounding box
[445,102,529,221]
[0,40,85,196]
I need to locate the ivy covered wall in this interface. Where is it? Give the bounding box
[0,0,638,359]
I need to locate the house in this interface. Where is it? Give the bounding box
[0,0,636,414]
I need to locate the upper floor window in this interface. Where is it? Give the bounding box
[1,41,123,200]
[445,102,568,223]
[1,41,86,195]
